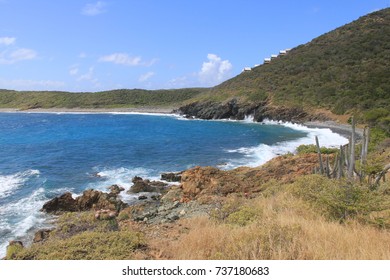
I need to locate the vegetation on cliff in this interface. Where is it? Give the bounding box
[0,88,207,110]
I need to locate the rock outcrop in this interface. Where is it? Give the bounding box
[161,172,183,182]
[41,185,127,214]
[33,229,52,243]
[41,192,78,213]
[177,99,329,123]
[180,166,253,200]
[127,176,168,194]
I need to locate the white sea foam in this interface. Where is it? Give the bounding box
[223,119,349,168]
[87,166,159,203]
[0,169,40,199]
[0,187,49,258]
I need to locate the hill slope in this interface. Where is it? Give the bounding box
[179,8,390,132]
[0,88,207,110]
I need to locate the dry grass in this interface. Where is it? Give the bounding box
[160,190,390,260]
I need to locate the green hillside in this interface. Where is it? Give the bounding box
[0,88,207,109]
[196,8,390,131]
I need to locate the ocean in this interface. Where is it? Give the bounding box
[0,112,348,257]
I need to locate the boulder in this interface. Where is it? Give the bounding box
[8,240,23,247]
[76,189,101,210]
[41,189,127,213]
[33,229,52,243]
[41,192,78,213]
[94,209,117,220]
[108,184,125,195]
[161,172,183,182]
[128,177,168,193]
[76,189,127,211]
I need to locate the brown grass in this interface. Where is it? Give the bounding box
[159,191,390,260]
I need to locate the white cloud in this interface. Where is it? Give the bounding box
[138,71,155,82]
[75,67,100,88]
[198,53,232,86]
[99,53,141,66]
[9,48,36,60]
[0,78,65,90]
[0,37,16,46]
[99,53,157,67]
[77,67,95,81]
[82,1,107,16]
[0,48,37,64]
[69,65,79,76]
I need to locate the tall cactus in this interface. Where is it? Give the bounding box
[315,136,324,175]
[348,117,356,180]
[360,127,370,181]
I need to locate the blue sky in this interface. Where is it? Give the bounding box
[0,0,388,92]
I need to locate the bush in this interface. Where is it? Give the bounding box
[289,175,388,221]
[9,231,145,260]
[296,144,338,155]
[5,242,24,260]
[53,211,118,239]
[226,206,260,226]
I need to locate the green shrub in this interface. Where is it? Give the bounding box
[5,242,24,260]
[53,211,118,239]
[209,196,243,222]
[289,175,388,221]
[226,206,260,226]
[296,144,338,155]
[364,108,389,124]
[9,231,145,260]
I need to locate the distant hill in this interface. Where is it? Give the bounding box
[0,88,207,109]
[183,8,389,133]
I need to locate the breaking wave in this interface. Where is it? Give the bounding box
[0,170,40,199]
[224,119,349,168]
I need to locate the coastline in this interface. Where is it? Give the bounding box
[0,107,360,139]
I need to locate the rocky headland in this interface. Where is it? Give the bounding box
[175,99,330,123]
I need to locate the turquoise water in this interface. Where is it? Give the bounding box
[0,112,347,256]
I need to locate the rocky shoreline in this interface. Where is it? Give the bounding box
[175,99,330,123]
[175,99,364,139]
[5,151,332,259]
[3,101,363,259]
[5,171,213,254]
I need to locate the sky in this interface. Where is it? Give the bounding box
[0,0,388,92]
